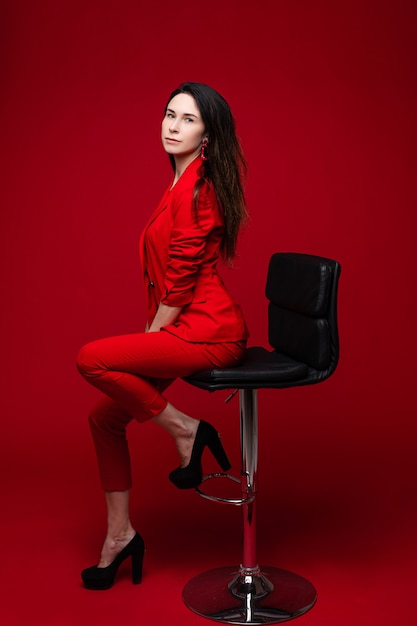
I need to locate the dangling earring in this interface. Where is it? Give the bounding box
[201,138,209,161]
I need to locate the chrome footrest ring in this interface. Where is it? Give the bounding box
[195,473,255,505]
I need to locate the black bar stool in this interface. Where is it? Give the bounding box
[182,252,341,625]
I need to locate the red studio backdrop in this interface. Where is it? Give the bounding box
[1,1,416,625]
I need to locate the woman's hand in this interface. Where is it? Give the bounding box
[147,303,182,333]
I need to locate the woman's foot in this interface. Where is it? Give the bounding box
[174,419,200,468]
[82,531,145,589]
[152,403,231,488]
[169,420,232,489]
[98,526,136,567]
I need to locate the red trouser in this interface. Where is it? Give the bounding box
[77,331,245,491]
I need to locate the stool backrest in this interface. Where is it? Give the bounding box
[266,253,341,381]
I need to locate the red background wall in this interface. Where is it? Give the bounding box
[1,1,416,625]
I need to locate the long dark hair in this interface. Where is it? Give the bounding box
[164,82,248,262]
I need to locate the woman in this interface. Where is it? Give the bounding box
[77,82,249,590]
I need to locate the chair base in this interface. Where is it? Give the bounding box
[183,565,317,625]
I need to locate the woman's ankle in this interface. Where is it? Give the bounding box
[106,523,135,543]
[153,403,198,438]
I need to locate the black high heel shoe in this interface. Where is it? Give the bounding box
[81,532,145,590]
[169,420,231,489]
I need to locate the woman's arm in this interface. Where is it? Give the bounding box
[147,302,182,333]
[160,185,219,308]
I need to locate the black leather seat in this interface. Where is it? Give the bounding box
[182,253,341,625]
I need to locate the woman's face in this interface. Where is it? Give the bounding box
[161,93,207,160]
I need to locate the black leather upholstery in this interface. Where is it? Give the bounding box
[185,253,341,391]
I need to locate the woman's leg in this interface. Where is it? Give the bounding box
[77,331,244,425]
[78,332,245,567]
[79,332,246,476]
[85,397,134,568]
[78,332,245,470]
[87,393,170,568]
[152,402,199,468]
[88,396,134,491]
[98,490,136,567]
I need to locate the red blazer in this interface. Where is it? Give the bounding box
[139,156,249,343]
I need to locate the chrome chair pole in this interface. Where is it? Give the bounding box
[182,388,317,624]
[240,388,258,572]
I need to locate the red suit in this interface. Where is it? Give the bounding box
[77,156,248,490]
[140,156,248,342]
